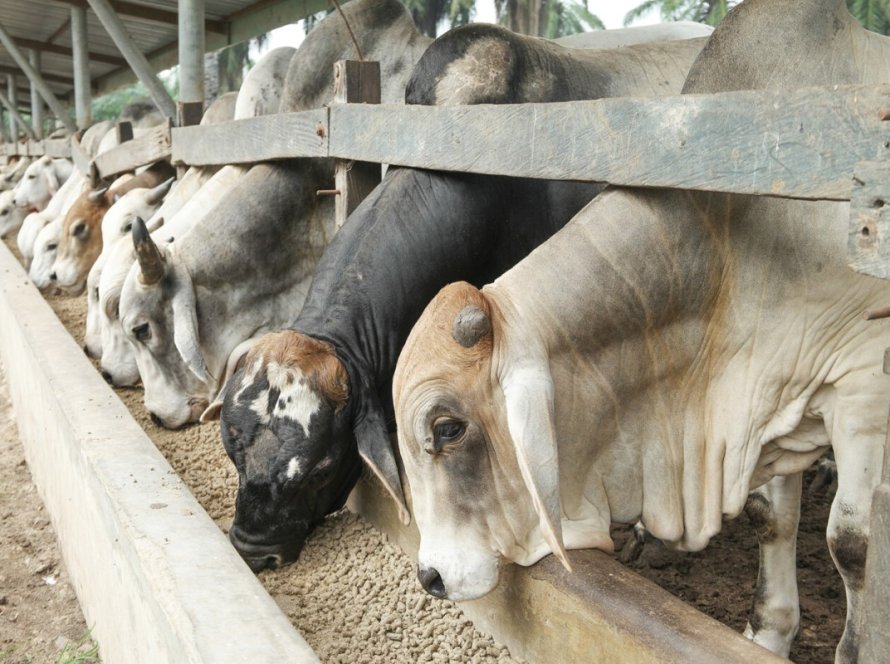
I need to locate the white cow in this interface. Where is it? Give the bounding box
[12,156,74,211]
[0,156,32,192]
[0,189,25,238]
[393,1,890,662]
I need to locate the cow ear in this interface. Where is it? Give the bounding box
[200,337,256,422]
[356,392,411,526]
[169,255,211,384]
[501,362,572,573]
[44,166,60,196]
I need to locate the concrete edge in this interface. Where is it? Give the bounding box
[0,242,319,663]
[348,455,789,663]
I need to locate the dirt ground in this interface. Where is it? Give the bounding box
[0,358,98,663]
[2,235,847,663]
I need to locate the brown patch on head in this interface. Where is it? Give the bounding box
[247,331,349,412]
[56,188,114,265]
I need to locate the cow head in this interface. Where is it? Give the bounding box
[119,218,212,428]
[50,187,110,295]
[13,156,59,210]
[202,330,365,572]
[28,217,62,291]
[0,189,24,238]
[98,239,141,385]
[394,281,571,601]
[84,256,105,359]
[101,179,172,249]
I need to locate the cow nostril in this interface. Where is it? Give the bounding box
[417,565,447,599]
[149,411,163,427]
[101,370,113,383]
[49,272,56,281]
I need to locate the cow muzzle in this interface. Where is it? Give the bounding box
[228,525,306,573]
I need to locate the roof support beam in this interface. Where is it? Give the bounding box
[71,6,91,129]
[87,0,177,121]
[178,0,205,127]
[0,22,76,133]
[50,0,227,34]
[13,36,125,67]
[29,51,43,140]
[0,78,36,140]
[6,75,15,139]
[0,66,72,86]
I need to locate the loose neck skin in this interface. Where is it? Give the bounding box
[295,167,600,423]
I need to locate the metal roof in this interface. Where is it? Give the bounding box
[0,0,328,112]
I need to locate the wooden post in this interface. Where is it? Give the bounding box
[0,23,76,134]
[0,84,36,141]
[6,74,16,140]
[86,0,177,121]
[71,5,92,130]
[178,0,205,128]
[29,50,43,139]
[332,60,381,230]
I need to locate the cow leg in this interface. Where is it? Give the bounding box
[742,473,802,656]
[827,429,882,664]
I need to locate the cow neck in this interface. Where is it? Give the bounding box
[292,167,598,425]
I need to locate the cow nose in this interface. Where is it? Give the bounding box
[417,565,447,598]
[149,411,163,427]
[101,370,113,383]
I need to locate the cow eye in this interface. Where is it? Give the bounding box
[47,242,57,251]
[433,418,466,444]
[122,222,132,233]
[132,322,151,342]
[0,207,8,215]
[73,222,87,237]
[27,173,35,180]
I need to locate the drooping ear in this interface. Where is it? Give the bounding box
[44,164,60,196]
[168,255,211,384]
[200,337,256,422]
[501,361,571,572]
[356,390,410,526]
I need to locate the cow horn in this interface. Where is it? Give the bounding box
[132,216,165,285]
[88,187,109,204]
[147,177,175,205]
[452,305,491,348]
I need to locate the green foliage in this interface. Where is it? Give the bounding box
[623,0,737,26]
[90,74,177,124]
[55,628,100,664]
[541,1,605,38]
[847,0,890,33]
[404,0,476,37]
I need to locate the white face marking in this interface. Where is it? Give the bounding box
[245,360,322,434]
[286,456,302,480]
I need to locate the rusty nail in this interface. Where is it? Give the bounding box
[879,108,890,121]
[316,189,340,197]
[316,123,326,139]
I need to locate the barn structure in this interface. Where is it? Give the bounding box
[0,1,887,662]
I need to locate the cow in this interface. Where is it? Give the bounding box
[0,156,32,192]
[117,0,433,428]
[94,49,295,382]
[12,156,74,212]
[204,21,710,573]
[392,1,890,662]
[49,160,176,295]
[0,189,25,238]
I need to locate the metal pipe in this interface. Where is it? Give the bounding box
[87,0,177,120]
[0,22,77,133]
[6,74,15,139]
[71,6,91,129]
[28,50,42,139]
[178,0,204,105]
[0,86,36,140]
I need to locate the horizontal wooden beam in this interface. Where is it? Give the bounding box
[92,120,172,180]
[0,65,73,85]
[171,109,328,165]
[48,0,228,33]
[170,83,890,202]
[13,36,126,67]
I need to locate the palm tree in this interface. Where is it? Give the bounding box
[623,0,736,27]
[494,0,603,37]
[403,0,476,37]
[847,0,890,33]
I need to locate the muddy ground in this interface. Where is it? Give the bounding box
[3,235,846,663]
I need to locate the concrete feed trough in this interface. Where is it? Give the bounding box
[0,239,780,663]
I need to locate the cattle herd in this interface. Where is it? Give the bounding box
[2,0,889,661]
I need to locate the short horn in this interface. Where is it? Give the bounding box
[452,305,491,348]
[147,177,175,205]
[87,186,109,204]
[132,216,164,285]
